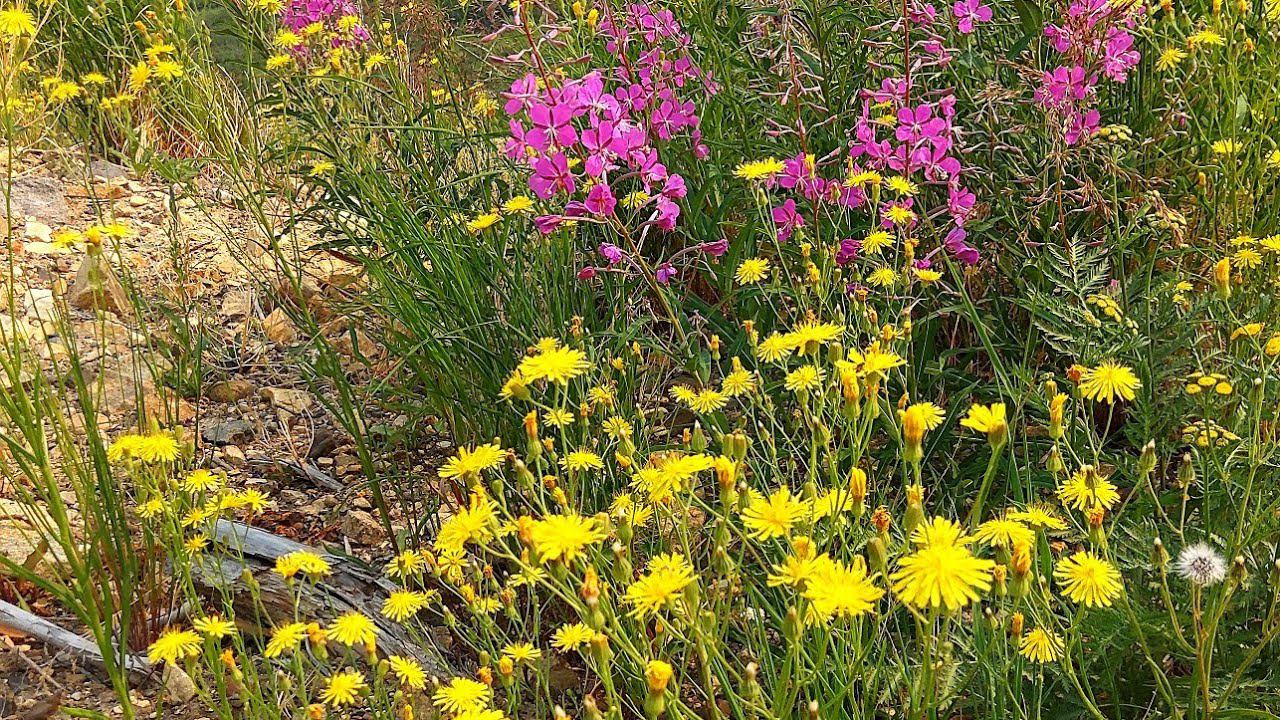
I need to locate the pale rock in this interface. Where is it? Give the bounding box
[206,379,255,403]
[341,509,384,544]
[261,386,314,414]
[161,664,197,703]
[262,307,298,345]
[67,251,132,315]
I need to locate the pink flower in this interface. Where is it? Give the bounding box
[585,184,617,216]
[952,0,992,34]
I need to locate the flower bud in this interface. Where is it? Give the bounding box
[848,467,868,517]
[1153,536,1169,567]
[1214,258,1232,299]
[1138,440,1157,477]
[1178,453,1195,489]
[904,484,925,537]
[644,660,674,718]
[1046,446,1065,475]
[866,536,888,574]
[1230,556,1248,586]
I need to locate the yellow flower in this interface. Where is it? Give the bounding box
[562,449,605,472]
[861,230,893,254]
[1019,627,1064,663]
[147,628,201,664]
[1188,29,1226,49]
[0,6,37,37]
[182,469,221,492]
[733,158,785,181]
[886,175,918,195]
[741,487,809,540]
[846,169,882,186]
[675,386,727,413]
[517,340,591,384]
[630,453,715,503]
[46,81,82,103]
[436,492,497,552]
[389,655,427,690]
[886,205,915,225]
[973,517,1034,549]
[433,677,492,714]
[784,365,824,393]
[735,258,770,285]
[321,670,367,707]
[264,622,309,657]
[913,268,942,283]
[1056,465,1120,512]
[721,362,756,397]
[1234,247,1262,269]
[1077,361,1140,404]
[275,29,304,48]
[503,195,534,214]
[92,428,140,459]
[1231,323,1264,341]
[152,60,184,80]
[467,212,501,233]
[551,622,595,651]
[900,402,944,462]
[1007,504,1067,531]
[756,333,793,362]
[867,267,897,287]
[1155,47,1186,71]
[803,556,885,621]
[275,550,332,580]
[382,590,432,622]
[501,642,543,664]
[326,612,376,648]
[439,442,505,479]
[192,615,237,639]
[1211,139,1240,156]
[530,514,607,563]
[128,62,151,90]
[1055,551,1123,607]
[891,517,995,611]
[136,433,181,463]
[624,553,695,617]
[959,403,1007,446]
[786,320,844,352]
[645,660,675,693]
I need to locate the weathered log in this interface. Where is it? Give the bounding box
[203,520,450,674]
[0,599,151,680]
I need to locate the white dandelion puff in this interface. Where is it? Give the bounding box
[1175,542,1227,587]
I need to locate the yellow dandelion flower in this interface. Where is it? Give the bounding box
[326,612,376,648]
[741,487,809,540]
[1055,551,1123,607]
[1077,361,1140,404]
[147,628,201,665]
[1019,627,1064,663]
[736,258,771,285]
[388,655,427,690]
[530,514,607,563]
[551,622,595,651]
[321,670,367,707]
[433,677,492,714]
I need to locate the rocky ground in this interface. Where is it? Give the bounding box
[1,156,449,718]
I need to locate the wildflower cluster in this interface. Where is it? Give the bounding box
[501,2,716,281]
[1036,0,1144,145]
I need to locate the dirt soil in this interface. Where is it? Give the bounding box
[1,156,451,719]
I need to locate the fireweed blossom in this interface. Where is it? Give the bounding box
[501,3,716,282]
[734,1,985,267]
[1036,0,1142,145]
